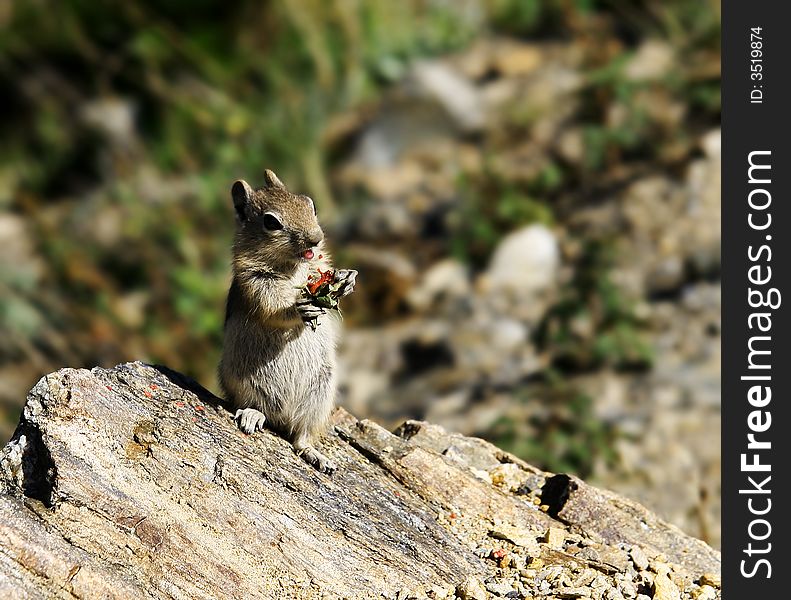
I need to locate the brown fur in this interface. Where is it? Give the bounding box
[218,170,348,473]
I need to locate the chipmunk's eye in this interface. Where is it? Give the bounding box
[263,213,283,231]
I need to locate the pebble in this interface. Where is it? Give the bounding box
[456,576,487,600]
[485,579,518,597]
[605,588,626,600]
[489,522,541,555]
[573,569,598,587]
[544,526,566,549]
[576,547,601,562]
[693,584,717,600]
[427,585,452,599]
[618,579,638,598]
[555,586,591,598]
[651,566,681,600]
[629,546,650,571]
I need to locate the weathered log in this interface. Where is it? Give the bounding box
[0,362,720,599]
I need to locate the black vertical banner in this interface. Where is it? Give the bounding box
[722,2,791,597]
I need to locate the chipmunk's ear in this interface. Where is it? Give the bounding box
[231,180,254,223]
[262,169,285,190]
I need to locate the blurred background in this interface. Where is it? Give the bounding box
[0,1,720,546]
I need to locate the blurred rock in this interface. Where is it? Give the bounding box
[112,291,149,329]
[635,88,687,132]
[408,60,487,133]
[354,196,414,238]
[80,96,137,149]
[556,127,586,166]
[0,214,43,285]
[490,40,544,77]
[351,105,457,170]
[483,224,560,296]
[345,245,417,318]
[339,368,390,418]
[624,40,674,81]
[574,128,720,298]
[683,129,721,276]
[407,259,471,313]
[590,281,721,547]
[354,162,426,200]
[447,314,537,386]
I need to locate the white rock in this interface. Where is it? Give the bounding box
[693,585,717,600]
[624,40,674,81]
[701,128,721,159]
[629,546,650,571]
[456,576,487,600]
[488,318,527,352]
[544,526,566,549]
[410,60,486,132]
[484,224,560,294]
[0,214,43,281]
[485,579,518,596]
[80,96,137,147]
[651,565,681,600]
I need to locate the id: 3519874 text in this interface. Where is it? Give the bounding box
[751,27,763,104]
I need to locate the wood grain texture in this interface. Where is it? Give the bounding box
[0,363,720,599]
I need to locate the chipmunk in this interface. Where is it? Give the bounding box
[218,170,356,473]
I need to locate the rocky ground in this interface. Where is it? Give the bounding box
[0,362,720,599]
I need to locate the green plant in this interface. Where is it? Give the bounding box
[486,382,617,477]
[535,238,653,371]
[449,172,555,269]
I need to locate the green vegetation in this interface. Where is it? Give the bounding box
[536,239,653,372]
[450,171,556,270]
[488,381,617,478]
[488,238,651,476]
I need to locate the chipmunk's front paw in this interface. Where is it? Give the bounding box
[333,269,358,298]
[296,299,326,329]
[235,408,267,434]
[296,445,337,474]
